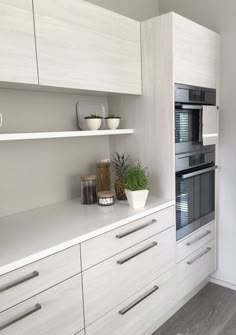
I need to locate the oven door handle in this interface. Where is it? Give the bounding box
[180,104,203,110]
[180,166,218,179]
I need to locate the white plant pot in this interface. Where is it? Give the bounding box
[106,118,120,130]
[85,118,102,130]
[125,189,149,209]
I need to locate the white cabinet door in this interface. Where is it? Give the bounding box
[173,13,220,89]
[0,0,38,84]
[203,106,219,145]
[0,275,84,335]
[33,0,142,94]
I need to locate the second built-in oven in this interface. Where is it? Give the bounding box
[176,146,217,241]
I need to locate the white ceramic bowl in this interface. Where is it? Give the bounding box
[106,118,120,130]
[86,118,102,130]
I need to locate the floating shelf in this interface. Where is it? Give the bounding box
[0,129,134,141]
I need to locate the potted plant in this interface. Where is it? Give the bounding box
[111,153,130,200]
[124,162,149,209]
[84,114,103,130]
[104,115,121,130]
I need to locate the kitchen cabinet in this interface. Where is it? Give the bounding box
[33,0,142,94]
[0,275,84,335]
[0,0,38,84]
[173,13,220,89]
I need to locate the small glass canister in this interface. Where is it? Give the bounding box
[80,175,97,205]
[97,191,115,206]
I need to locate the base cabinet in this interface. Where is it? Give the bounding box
[0,275,84,335]
[86,268,177,335]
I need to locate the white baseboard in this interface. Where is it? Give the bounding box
[210,276,236,291]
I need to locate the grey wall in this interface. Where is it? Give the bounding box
[86,0,159,21]
[159,0,236,286]
[0,89,110,216]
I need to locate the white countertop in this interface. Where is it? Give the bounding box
[0,197,174,275]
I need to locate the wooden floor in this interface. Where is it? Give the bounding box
[153,283,236,335]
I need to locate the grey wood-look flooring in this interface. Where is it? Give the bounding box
[153,283,236,335]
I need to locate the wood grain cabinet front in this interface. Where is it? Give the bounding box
[0,0,38,84]
[173,13,220,89]
[0,245,81,312]
[0,275,84,335]
[177,239,216,300]
[86,267,177,335]
[81,206,175,270]
[83,227,176,326]
[33,0,141,94]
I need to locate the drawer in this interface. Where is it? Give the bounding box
[0,275,84,335]
[86,267,177,335]
[176,222,215,263]
[83,227,176,326]
[177,240,216,300]
[81,206,174,270]
[0,245,81,312]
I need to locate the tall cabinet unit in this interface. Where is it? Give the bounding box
[33,0,142,94]
[0,0,38,84]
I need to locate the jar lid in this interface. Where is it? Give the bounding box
[80,175,96,181]
[96,162,110,167]
[97,191,114,198]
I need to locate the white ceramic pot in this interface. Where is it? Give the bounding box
[106,118,120,130]
[86,118,102,130]
[125,189,149,209]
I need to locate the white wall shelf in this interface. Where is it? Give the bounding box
[0,129,134,141]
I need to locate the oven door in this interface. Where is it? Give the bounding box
[175,105,203,154]
[176,165,217,241]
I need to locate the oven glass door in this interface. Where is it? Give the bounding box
[175,106,203,153]
[176,167,215,240]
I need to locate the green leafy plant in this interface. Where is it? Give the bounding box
[111,153,130,200]
[84,114,103,119]
[124,163,148,191]
[104,114,121,119]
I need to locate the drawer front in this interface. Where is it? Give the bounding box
[86,267,177,335]
[0,275,84,335]
[81,206,175,270]
[0,245,81,312]
[177,240,216,300]
[83,227,176,326]
[176,222,215,263]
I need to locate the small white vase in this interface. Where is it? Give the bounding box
[106,118,120,130]
[86,118,102,130]
[125,189,149,209]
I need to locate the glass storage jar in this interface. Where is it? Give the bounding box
[96,161,111,192]
[80,175,97,205]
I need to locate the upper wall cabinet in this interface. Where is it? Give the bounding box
[0,0,38,84]
[173,13,220,89]
[33,0,142,95]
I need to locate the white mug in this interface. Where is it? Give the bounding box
[0,113,2,127]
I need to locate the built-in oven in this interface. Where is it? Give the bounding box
[175,83,216,154]
[175,146,217,241]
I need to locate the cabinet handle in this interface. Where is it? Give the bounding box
[117,242,158,265]
[187,247,211,265]
[119,285,159,315]
[116,219,157,239]
[186,230,211,246]
[0,271,39,293]
[0,304,42,331]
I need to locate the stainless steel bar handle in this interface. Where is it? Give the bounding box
[117,242,158,265]
[181,166,218,179]
[187,247,211,265]
[0,271,39,293]
[180,104,203,110]
[0,304,42,331]
[119,286,159,315]
[116,219,157,239]
[186,230,211,246]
